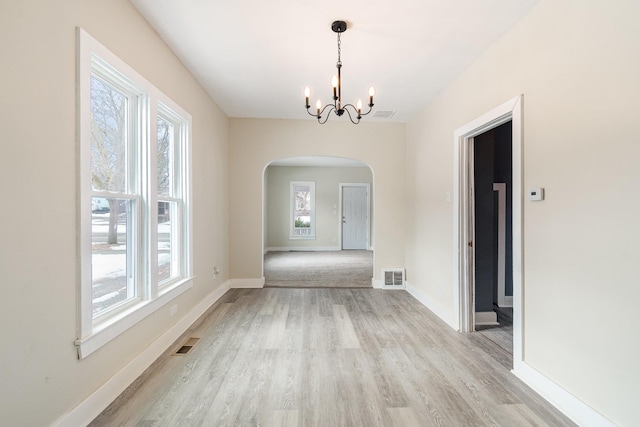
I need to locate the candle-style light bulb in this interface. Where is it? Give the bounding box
[368,86,375,106]
[356,99,363,113]
[304,87,310,106]
[316,99,322,116]
[332,75,338,99]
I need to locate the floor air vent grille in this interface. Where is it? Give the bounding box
[173,337,200,356]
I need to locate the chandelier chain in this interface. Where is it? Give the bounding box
[337,32,342,67]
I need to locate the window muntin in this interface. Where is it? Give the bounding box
[77,28,192,359]
[290,181,315,239]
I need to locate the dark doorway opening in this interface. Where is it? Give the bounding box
[473,121,513,354]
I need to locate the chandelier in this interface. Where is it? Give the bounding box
[304,20,375,124]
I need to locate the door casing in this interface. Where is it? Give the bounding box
[453,95,523,364]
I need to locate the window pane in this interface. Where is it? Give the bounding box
[158,201,178,284]
[294,188,311,234]
[90,76,128,193]
[92,197,135,317]
[290,182,314,237]
[157,116,173,196]
[294,186,311,211]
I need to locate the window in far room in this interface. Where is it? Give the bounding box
[290,181,315,239]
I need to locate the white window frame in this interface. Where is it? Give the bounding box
[76,28,193,359]
[290,181,316,239]
[155,103,189,290]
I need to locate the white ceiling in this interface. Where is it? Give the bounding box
[130,0,539,123]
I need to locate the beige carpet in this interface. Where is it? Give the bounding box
[264,250,373,288]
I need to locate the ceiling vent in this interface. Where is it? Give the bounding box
[373,110,396,119]
[382,268,405,289]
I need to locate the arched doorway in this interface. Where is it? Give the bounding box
[262,156,375,288]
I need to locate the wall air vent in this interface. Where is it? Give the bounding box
[382,268,405,289]
[373,110,396,119]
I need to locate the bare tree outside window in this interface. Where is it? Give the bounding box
[292,183,314,237]
[89,75,133,315]
[90,75,127,245]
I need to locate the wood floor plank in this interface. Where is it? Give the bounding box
[386,407,422,427]
[90,289,575,427]
[264,409,299,427]
[495,403,549,426]
[332,304,361,349]
[261,302,290,349]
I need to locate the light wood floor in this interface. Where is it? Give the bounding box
[476,306,513,355]
[91,288,574,426]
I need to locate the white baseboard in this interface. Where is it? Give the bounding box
[475,311,499,326]
[406,282,612,426]
[265,246,341,252]
[512,361,614,427]
[53,281,231,427]
[405,281,456,329]
[229,277,264,288]
[498,295,513,308]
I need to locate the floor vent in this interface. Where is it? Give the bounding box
[173,337,200,356]
[382,268,405,289]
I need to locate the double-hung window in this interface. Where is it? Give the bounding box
[76,29,192,358]
[290,181,315,239]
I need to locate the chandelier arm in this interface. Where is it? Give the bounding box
[315,104,336,125]
[343,103,372,120]
[306,103,335,119]
[318,105,336,124]
[357,103,375,117]
[319,103,336,116]
[343,106,360,125]
[343,104,373,116]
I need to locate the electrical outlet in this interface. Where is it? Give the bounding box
[213,266,220,277]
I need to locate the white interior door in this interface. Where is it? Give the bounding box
[341,185,369,250]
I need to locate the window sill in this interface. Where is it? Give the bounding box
[289,236,316,240]
[75,276,194,359]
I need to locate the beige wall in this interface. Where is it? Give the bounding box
[0,1,229,425]
[230,119,405,282]
[2,0,636,425]
[405,0,640,425]
[265,166,373,250]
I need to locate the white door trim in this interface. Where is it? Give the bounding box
[338,183,371,250]
[453,95,523,364]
